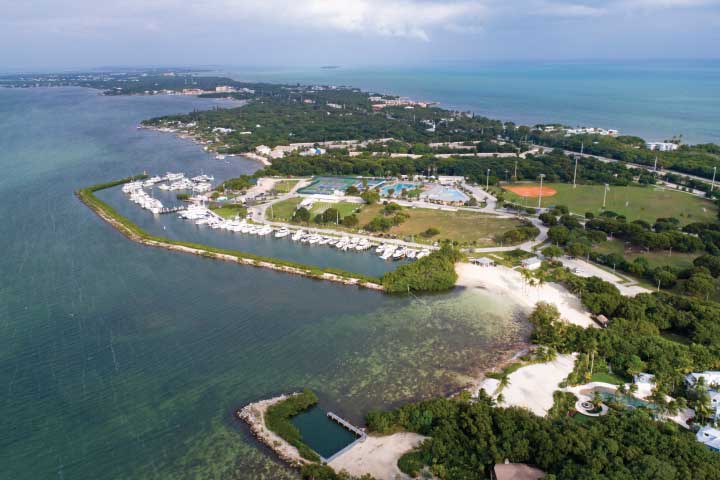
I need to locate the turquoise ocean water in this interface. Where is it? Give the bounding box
[218,60,720,144]
[0,87,528,479]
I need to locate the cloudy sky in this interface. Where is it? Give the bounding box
[2,0,719,70]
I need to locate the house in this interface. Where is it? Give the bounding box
[646,142,679,152]
[710,390,720,420]
[521,257,542,270]
[696,426,720,452]
[492,462,545,480]
[299,147,327,157]
[255,145,272,156]
[686,371,720,389]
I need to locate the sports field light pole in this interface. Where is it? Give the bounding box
[514,160,518,181]
[602,183,609,209]
[573,155,579,188]
[538,174,546,208]
[486,168,490,190]
[712,166,717,192]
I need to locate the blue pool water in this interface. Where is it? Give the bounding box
[381,182,419,197]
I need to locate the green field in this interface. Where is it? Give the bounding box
[504,183,717,225]
[594,239,698,270]
[357,204,522,246]
[272,179,299,194]
[209,204,248,219]
[309,201,361,217]
[267,197,302,221]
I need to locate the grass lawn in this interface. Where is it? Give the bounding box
[356,204,522,246]
[309,201,362,218]
[267,197,302,221]
[590,372,627,385]
[503,183,717,225]
[594,238,698,270]
[273,180,299,194]
[209,204,248,219]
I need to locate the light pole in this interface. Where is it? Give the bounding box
[573,155,579,188]
[486,168,490,190]
[505,169,509,183]
[538,174,546,208]
[514,160,518,181]
[712,166,717,192]
[602,183,609,209]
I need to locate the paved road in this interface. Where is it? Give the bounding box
[557,256,649,296]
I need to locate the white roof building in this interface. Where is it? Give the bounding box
[686,371,720,388]
[437,175,465,185]
[697,426,720,452]
[521,257,543,270]
[255,145,272,156]
[646,142,679,152]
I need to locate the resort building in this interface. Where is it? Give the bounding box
[646,142,679,152]
[255,145,272,156]
[299,147,327,157]
[521,257,543,270]
[437,175,465,185]
[686,371,720,388]
[697,426,720,452]
[471,257,495,267]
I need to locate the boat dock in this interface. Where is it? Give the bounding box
[158,206,186,214]
[327,412,365,438]
[323,412,367,463]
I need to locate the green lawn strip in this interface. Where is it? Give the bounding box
[267,197,303,221]
[209,204,248,219]
[357,204,521,246]
[264,390,321,463]
[590,372,626,385]
[504,183,717,225]
[77,178,381,286]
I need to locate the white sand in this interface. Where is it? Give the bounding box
[498,354,577,416]
[456,263,596,328]
[328,432,426,480]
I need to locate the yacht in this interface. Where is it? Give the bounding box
[380,247,396,260]
[291,230,305,241]
[275,228,290,238]
[393,248,407,260]
[406,249,417,259]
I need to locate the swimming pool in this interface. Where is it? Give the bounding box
[381,183,419,197]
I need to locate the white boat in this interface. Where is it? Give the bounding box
[328,239,338,246]
[375,244,387,254]
[416,250,430,259]
[318,237,331,245]
[291,230,305,241]
[406,249,417,259]
[393,248,407,260]
[275,228,290,238]
[380,247,395,260]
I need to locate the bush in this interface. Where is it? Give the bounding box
[265,389,321,462]
[382,244,462,293]
[422,227,440,238]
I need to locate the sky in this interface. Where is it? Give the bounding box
[1,0,719,70]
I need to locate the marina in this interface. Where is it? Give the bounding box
[120,172,430,263]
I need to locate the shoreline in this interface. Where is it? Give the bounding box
[236,393,309,468]
[76,180,384,291]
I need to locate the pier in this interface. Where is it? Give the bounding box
[327,412,365,438]
[158,206,186,214]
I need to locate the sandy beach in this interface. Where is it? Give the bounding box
[328,432,426,480]
[455,262,596,328]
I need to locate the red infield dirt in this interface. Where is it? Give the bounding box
[503,185,558,198]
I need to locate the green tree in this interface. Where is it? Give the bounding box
[542,245,564,259]
[361,189,380,205]
[293,207,311,223]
